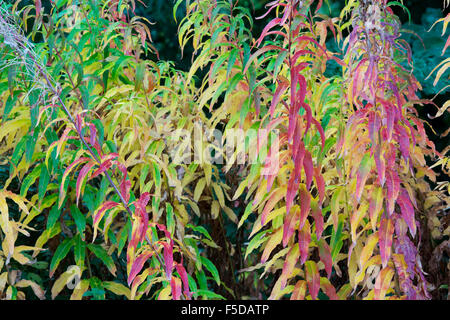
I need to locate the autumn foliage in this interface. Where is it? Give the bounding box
[0,0,448,300]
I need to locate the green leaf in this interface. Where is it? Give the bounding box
[238,202,253,229]
[152,162,161,187]
[195,270,208,291]
[166,203,174,235]
[74,234,85,268]
[135,61,146,91]
[38,165,50,200]
[200,256,220,285]
[87,244,117,276]
[245,230,269,259]
[3,94,17,123]
[49,238,74,278]
[46,206,61,230]
[187,224,213,241]
[197,289,226,300]
[70,205,86,238]
[331,215,344,261]
[20,164,42,197]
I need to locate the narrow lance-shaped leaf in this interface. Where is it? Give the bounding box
[379,216,394,268]
[49,238,74,278]
[280,245,300,290]
[355,153,372,203]
[305,260,320,300]
[298,219,311,265]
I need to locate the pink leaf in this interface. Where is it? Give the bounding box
[397,189,416,237]
[298,220,311,265]
[163,242,174,280]
[313,167,325,205]
[282,206,300,247]
[76,161,96,205]
[303,151,313,190]
[317,239,332,278]
[175,263,192,299]
[298,186,311,231]
[256,18,282,46]
[127,250,153,286]
[386,170,400,215]
[261,187,285,225]
[269,80,289,118]
[305,261,320,300]
[93,201,119,226]
[35,0,41,16]
[280,245,300,289]
[170,276,182,300]
[311,204,324,240]
[379,216,394,268]
[374,148,386,186]
[312,118,325,150]
[355,153,372,202]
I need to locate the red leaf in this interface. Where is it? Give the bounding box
[320,277,339,300]
[120,180,131,204]
[59,157,90,207]
[291,280,307,300]
[368,111,381,146]
[90,160,113,180]
[374,148,386,186]
[93,201,119,241]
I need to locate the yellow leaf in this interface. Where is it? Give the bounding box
[359,233,379,269]
[212,183,225,208]
[223,206,238,224]
[211,200,220,219]
[261,227,283,263]
[157,284,172,300]
[15,280,45,299]
[52,266,85,299]
[103,281,131,299]
[194,178,206,202]
[70,279,90,300]
[374,267,395,300]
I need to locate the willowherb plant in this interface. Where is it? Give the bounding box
[0,0,448,300]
